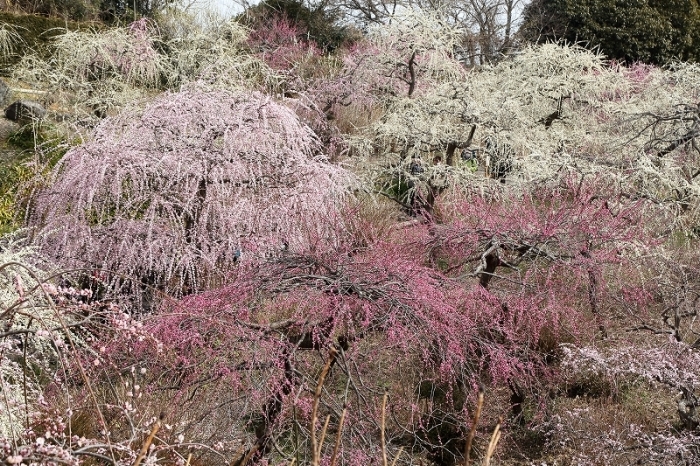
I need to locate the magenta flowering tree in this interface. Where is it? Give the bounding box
[427,178,652,400]
[247,16,321,72]
[433,179,650,295]
[115,224,489,465]
[27,87,354,298]
[73,176,654,465]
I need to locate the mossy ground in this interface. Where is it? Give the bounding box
[0,118,71,234]
[0,119,27,233]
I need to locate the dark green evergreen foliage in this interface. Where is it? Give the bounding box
[240,0,354,52]
[3,0,170,21]
[99,0,173,23]
[520,0,700,65]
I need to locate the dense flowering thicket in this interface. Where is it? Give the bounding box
[113,179,649,464]
[3,7,700,466]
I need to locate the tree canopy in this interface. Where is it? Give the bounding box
[28,88,354,297]
[521,0,700,65]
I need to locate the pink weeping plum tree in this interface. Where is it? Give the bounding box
[27,87,354,297]
[82,177,653,465]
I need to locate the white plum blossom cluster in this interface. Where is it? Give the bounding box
[0,338,45,439]
[560,341,700,390]
[15,19,169,122]
[0,236,61,440]
[542,407,700,465]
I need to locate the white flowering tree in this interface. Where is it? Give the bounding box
[346,40,700,216]
[0,237,53,441]
[14,17,271,125]
[15,19,170,121]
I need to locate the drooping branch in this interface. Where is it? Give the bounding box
[477,243,501,289]
[655,128,699,158]
[638,103,700,158]
[539,95,564,128]
[446,125,477,166]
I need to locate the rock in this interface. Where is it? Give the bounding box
[4,100,46,123]
[0,80,10,107]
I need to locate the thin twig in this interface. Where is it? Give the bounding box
[390,446,404,466]
[237,443,259,466]
[311,348,337,466]
[317,415,331,462]
[330,406,347,466]
[483,417,502,466]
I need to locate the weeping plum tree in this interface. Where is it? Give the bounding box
[301,11,472,211]
[276,10,467,164]
[27,87,354,298]
[322,10,465,107]
[15,18,170,122]
[14,17,270,125]
[78,176,653,465]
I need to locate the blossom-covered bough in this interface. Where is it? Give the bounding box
[0,234,177,465]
